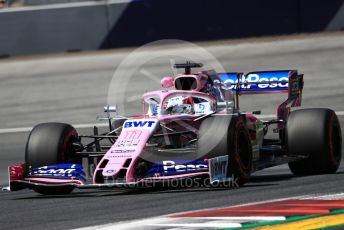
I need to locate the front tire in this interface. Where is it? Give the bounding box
[198,116,252,186]
[25,122,80,195]
[287,108,342,176]
[26,122,80,167]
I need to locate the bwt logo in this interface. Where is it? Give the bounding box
[211,161,227,176]
[124,120,155,128]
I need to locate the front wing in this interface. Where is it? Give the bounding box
[3,156,230,192]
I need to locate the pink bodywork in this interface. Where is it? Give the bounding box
[93,90,217,184]
[6,69,303,189]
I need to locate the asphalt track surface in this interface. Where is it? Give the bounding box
[1,32,344,229]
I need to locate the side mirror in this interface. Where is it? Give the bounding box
[104,105,117,113]
[161,76,174,88]
[102,105,118,131]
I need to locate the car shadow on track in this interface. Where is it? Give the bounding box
[12,173,297,200]
[249,174,294,183]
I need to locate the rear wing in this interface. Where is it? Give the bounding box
[218,70,304,121]
[218,70,303,98]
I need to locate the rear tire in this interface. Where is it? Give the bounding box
[287,109,342,176]
[25,122,80,195]
[198,116,252,186]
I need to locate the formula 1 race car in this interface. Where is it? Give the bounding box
[4,62,342,195]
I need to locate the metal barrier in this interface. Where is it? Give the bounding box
[0,0,343,56]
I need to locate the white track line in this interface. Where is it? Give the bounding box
[301,193,344,200]
[0,0,132,13]
[76,218,242,230]
[74,192,344,230]
[1,111,344,135]
[187,216,286,221]
[149,222,242,228]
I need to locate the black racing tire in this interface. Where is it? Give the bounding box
[25,123,80,195]
[26,122,80,168]
[198,115,252,186]
[287,108,342,176]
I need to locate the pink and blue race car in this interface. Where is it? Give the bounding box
[4,62,342,194]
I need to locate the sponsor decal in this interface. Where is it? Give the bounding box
[194,102,213,115]
[152,104,160,114]
[123,120,155,128]
[198,103,205,111]
[289,76,300,97]
[115,139,140,147]
[9,164,26,181]
[28,164,86,181]
[147,160,208,176]
[122,130,142,139]
[105,169,115,174]
[111,149,135,153]
[209,155,228,183]
[108,155,132,158]
[33,168,76,175]
[31,164,81,175]
[218,71,289,91]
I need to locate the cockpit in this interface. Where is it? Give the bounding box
[144,92,216,116]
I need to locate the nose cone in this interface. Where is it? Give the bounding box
[95,119,159,183]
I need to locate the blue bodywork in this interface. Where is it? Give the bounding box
[218,71,290,92]
[147,160,208,176]
[28,164,86,182]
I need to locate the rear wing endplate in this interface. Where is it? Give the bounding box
[218,70,304,121]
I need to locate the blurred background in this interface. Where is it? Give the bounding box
[0,0,344,175]
[0,0,343,57]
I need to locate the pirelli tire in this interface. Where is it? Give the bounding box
[287,108,342,176]
[26,122,80,167]
[198,115,252,186]
[25,122,80,195]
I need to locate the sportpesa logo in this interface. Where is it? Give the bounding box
[219,72,289,90]
[162,160,208,172]
[147,160,209,176]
